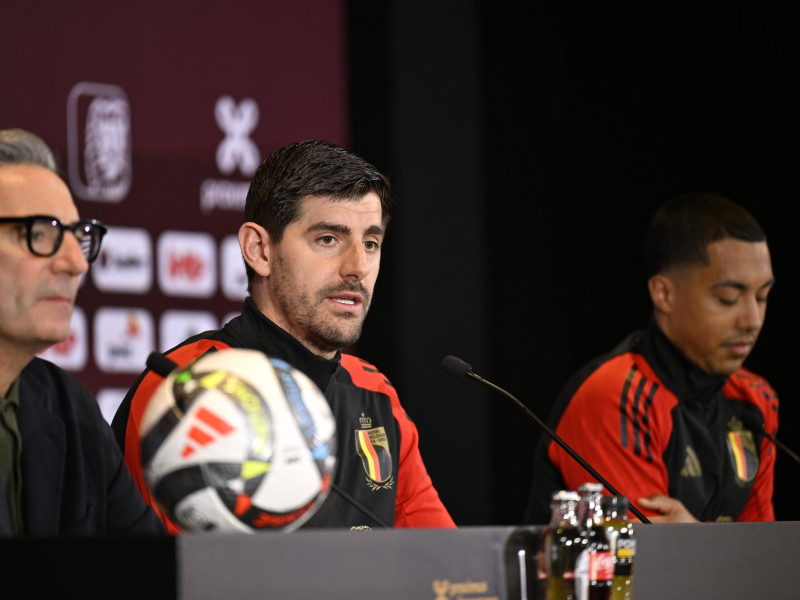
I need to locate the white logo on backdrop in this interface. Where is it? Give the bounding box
[96,388,129,424]
[215,96,260,176]
[94,308,155,373]
[67,82,132,202]
[157,231,217,297]
[159,310,218,353]
[220,234,248,301]
[91,227,153,293]
[38,306,88,371]
[200,95,261,214]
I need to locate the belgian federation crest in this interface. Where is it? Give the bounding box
[355,413,394,490]
[726,419,759,485]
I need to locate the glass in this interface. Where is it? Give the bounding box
[0,215,107,262]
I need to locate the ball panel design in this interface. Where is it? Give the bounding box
[139,348,336,533]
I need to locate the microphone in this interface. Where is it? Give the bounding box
[442,355,651,524]
[330,483,390,528]
[740,413,800,467]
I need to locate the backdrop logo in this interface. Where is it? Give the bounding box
[96,388,129,424]
[91,226,153,293]
[67,82,132,202]
[94,308,155,373]
[159,310,218,352]
[38,306,88,372]
[220,234,248,300]
[215,96,260,176]
[157,231,217,297]
[200,95,260,214]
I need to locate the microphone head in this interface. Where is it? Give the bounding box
[146,351,179,378]
[441,355,473,379]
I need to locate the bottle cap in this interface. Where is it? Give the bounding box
[551,490,581,502]
[577,482,603,495]
[600,495,630,514]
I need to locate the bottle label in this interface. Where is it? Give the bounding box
[589,551,614,580]
[615,538,636,560]
[575,550,613,600]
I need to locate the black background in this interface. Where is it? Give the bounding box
[347,1,800,524]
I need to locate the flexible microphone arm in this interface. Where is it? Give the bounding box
[330,483,391,528]
[764,430,800,465]
[442,355,651,524]
[747,418,800,467]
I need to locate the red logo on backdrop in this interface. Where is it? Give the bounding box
[127,314,141,337]
[50,333,76,355]
[169,252,205,280]
[157,231,217,298]
[182,407,235,458]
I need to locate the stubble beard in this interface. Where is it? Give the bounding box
[272,269,371,355]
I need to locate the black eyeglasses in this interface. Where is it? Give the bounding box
[0,215,108,262]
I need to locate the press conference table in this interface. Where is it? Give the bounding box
[3,521,797,599]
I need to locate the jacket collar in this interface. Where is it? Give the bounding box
[222,298,341,393]
[643,320,729,404]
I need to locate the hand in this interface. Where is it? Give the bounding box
[636,494,699,523]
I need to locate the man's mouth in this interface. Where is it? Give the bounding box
[42,294,74,305]
[329,294,362,308]
[725,339,756,357]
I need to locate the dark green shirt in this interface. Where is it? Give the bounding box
[0,379,23,537]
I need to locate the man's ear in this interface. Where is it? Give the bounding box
[648,273,675,315]
[238,222,271,277]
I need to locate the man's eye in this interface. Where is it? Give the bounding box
[319,235,336,245]
[364,240,380,251]
[718,297,737,306]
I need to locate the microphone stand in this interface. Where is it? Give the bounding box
[443,356,651,524]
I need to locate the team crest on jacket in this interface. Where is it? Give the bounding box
[726,418,759,485]
[355,413,394,490]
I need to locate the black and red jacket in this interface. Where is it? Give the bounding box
[112,297,454,533]
[525,321,778,524]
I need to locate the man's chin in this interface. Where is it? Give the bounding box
[709,357,747,377]
[316,326,364,353]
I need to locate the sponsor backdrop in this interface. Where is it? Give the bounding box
[6,2,798,527]
[1,2,348,422]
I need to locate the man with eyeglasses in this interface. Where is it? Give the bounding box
[0,128,164,537]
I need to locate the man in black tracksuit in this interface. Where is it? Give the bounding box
[526,193,778,523]
[113,140,455,532]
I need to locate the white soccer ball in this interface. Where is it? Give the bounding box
[138,348,336,533]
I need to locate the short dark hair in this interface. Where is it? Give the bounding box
[644,192,766,278]
[0,128,58,172]
[243,140,392,286]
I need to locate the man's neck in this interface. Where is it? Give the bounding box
[0,347,34,397]
[249,292,339,360]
